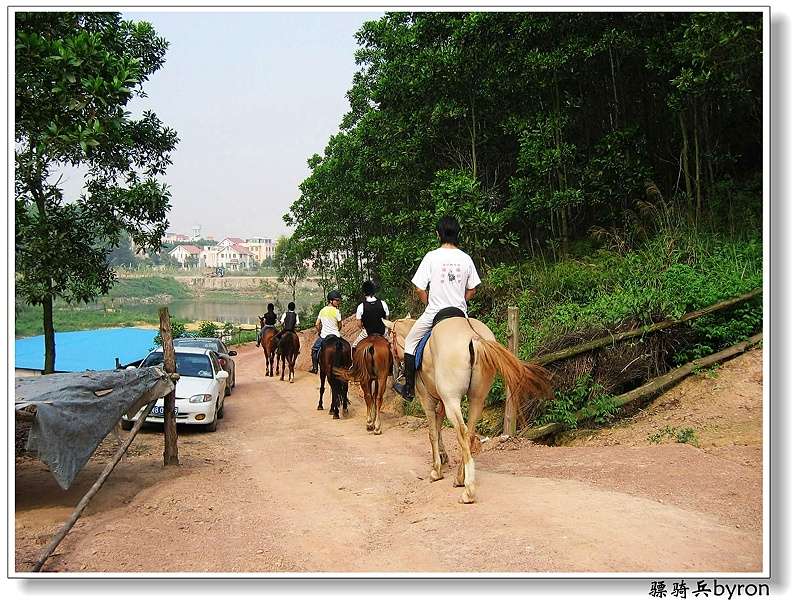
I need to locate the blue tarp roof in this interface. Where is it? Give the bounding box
[15,327,156,372]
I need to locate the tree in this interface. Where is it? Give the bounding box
[274,235,307,303]
[15,13,178,372]
[106,230,139,267]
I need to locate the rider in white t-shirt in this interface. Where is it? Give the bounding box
[393,216,481,399]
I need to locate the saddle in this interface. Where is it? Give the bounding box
[415,307,467,369]
[322,334,341,347]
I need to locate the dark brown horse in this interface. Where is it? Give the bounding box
[276,330,300,383]
[335,335,393,435]
[258,315,278,377]
[318,336,352,419]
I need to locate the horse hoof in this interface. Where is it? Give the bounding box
[453,480,465,488]
[374,429,382,436]
[366,424,374,431]
[332,414,340,420]
[317,405,323,411]
[458,494,475,504]
[429,470,443,482]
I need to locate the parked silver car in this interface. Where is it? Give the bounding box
[173,337,237,396]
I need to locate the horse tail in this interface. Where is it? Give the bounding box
[471,339,554,425]
[334,343,372,384]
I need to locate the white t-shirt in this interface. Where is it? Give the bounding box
[411,247,481,312]
[356,296,390,320]
[316,305,342,338]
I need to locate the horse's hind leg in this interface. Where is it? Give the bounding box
[318,372,325,410]
[362,380,374,431]
[373,377,387,435]
[280,354,286,381]
[441,395,476,503]
[435,402,449,466]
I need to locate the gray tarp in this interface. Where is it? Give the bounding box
[15,367,175,490]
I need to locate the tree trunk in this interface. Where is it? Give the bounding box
[694,103,702,224]
[42,294,56,374]
[470,96,478,179]
[679,110,693,212]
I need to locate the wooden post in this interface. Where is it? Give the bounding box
[159,307,179,466]
[503,306,520,436]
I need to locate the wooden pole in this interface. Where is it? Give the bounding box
[534,289,762,366]
[521,333,762,442]
[31,394,160,572]
[159,307,179,466]
[503,306,520,436]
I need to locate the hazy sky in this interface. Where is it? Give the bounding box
[114,10,381,241]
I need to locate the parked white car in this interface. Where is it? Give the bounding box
[172,337,237,396]
[122,346,228,432]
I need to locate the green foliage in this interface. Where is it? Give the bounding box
[284,12,762,314]
[274,236,308,303]
[477,232,762,360]
[152,319,188,348]
[198,321,218,337]
[536,374,616,429]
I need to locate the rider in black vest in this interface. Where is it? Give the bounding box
[353,280,389,349]
[275,302,298,342]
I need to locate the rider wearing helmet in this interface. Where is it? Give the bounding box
[352,280,390,349]
[256,303,279,347]
[392,215,481,399]
[309,290,343,374]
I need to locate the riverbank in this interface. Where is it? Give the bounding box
[15,274,324,338]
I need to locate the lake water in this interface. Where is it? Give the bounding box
[134,299,268,325]
[15,327,157,372]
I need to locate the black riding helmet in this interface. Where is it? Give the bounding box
[327,290,342,302]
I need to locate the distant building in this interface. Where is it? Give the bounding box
[244,237,277,264]
[169,244,202,267]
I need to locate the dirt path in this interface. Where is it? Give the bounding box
[15,345,763,574]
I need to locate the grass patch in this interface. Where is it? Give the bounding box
[15,303,159,338]
[647,425,699,446]
[108,276,192,300]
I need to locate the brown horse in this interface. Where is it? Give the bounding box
[383,316,553,504]
[276,330,300,383]
[335,335,393,435]
[318,336,352,419]
[257,316,278,377]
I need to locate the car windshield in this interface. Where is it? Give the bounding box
[141,352,214,378]
[174,339,225,353]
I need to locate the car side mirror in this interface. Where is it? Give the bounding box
[228,350,237,356]
[216,371,229,380]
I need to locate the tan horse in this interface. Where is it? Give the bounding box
[335,335,393,435]
[383,316,552,504]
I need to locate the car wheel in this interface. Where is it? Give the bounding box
[121,420,134,431]
[205,411,218,432]
[218,399,225,419]
[225,382,231,397]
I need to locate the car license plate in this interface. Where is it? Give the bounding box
[150,406,178,417]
